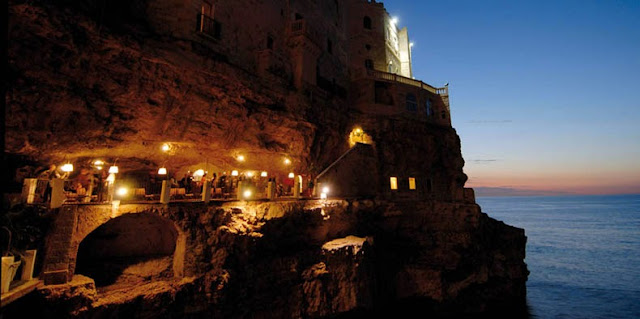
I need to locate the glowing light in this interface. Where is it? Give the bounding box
[194,169,205,176]
[247,171,254,177]
[409,177,416,190]
[390,177,398,190]
[243,190,252,199]
[232,170,239,176]
[322,186,330,194]
[260,171,268,177]
[320,193,327,199]
[61,163,74,172]
[284,158,291,165]
[161,143,171,152]
[93,160,105,166]
[108,166,119,174]
[237,155,245,162]
[288,172,295,179]
[106,173,115,183]
[116,187,128,197]
[158,167,167,175]
[391,17,398,25]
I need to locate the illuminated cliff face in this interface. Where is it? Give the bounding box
[7,0,456,200]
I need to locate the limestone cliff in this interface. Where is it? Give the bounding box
[3,201,527,317]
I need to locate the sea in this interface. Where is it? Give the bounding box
[477,194,640,319]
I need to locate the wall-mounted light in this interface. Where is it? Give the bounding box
[61,163,74,173]
[284,158,291,165]
[158,167,167,175]
[108,166,119,174]
[116,187,128,197]
[288,172,295,179]
[260,171,268,177]
[237,155,245,162]
[231,170,239,176]
[161,143,171,152]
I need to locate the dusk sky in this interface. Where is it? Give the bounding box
[386,0,640,195]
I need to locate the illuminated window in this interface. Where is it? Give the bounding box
[363,16,372,29]
[409,177,416,190]
[390,177,398,190]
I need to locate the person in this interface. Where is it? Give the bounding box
[95,170,107,202]
[39,164,59,202]
[180,172,193,194]
[75,168,92,196]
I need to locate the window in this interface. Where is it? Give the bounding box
[409,178,416,190]
[201,1,213,17]
[426,179,433,192]
[390,177,398,190]
[441,111,446,119]
[365,44,371,51]
[197,2,221,39]
[426,98,432,116]
[406,93,417,112]
[365,59,373,69]
[327,39,333,54]
[267,36,273,49]
[363,16,372,29]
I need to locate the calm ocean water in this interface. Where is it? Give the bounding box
[477,195,640,319]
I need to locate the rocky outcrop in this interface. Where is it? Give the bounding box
[2,200,527,318]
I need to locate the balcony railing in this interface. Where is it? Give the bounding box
[367,69,447,96]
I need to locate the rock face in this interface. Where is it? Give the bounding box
[2,201,527,318]
[5,1,528,317]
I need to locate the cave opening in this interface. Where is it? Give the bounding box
[75,213,180,290]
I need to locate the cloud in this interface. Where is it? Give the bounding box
[467,120,513,124]
[470,159,500,164]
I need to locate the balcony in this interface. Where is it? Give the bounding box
[366,69,448,96]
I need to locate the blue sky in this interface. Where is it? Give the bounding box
[385,0,640,194]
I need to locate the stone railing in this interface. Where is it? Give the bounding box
[367,69,447,96]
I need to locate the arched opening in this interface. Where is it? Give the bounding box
[348,127,373,147]
[75,213,180,289]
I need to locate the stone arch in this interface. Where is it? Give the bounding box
[72,211,185,288]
